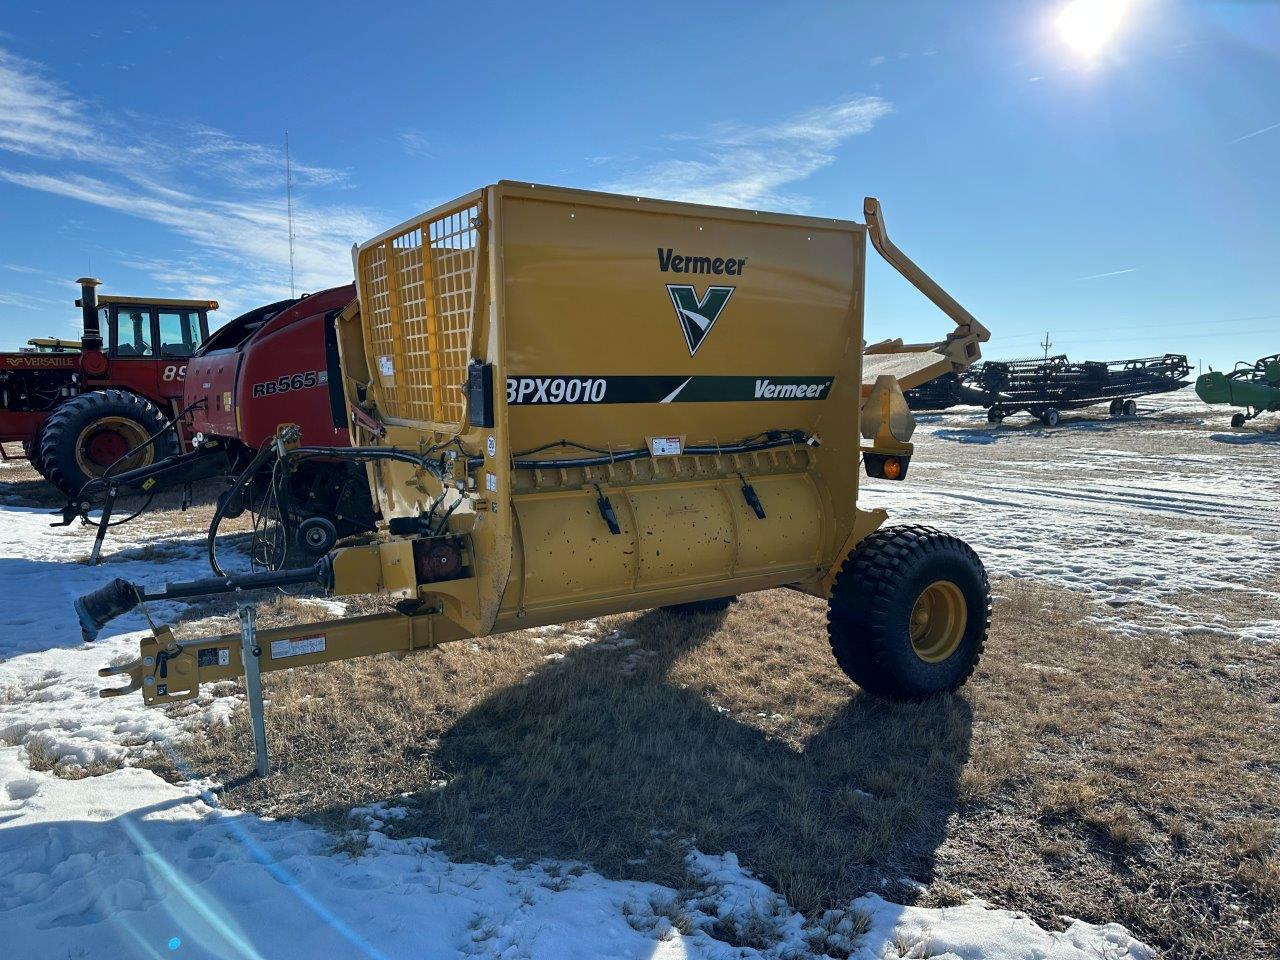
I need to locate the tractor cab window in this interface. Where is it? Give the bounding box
[113,308,154,357]
[157,309,204,357]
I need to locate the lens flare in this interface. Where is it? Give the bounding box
[1057,0,1129,57]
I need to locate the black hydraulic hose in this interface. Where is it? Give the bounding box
[70,397,209,534]
[206,442,449,576]
[429,494,463,536]
[512,438,617,458]
[92,492,156,529]
[81,397,208,501]
[73,397,209,536]
[501,431,810,471]
[207,441,280,577]
[281,446,448,475]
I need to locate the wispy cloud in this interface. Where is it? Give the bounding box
[1231,121,1280,144]
[0,169,379,309]
[0,289,64,310]
[0,48,107,163]
[1075,267,1137,281]
[0,46,373,312]
[605,96,891,211]
[398,130,433,159]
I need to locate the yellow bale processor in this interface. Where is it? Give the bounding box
[78,182,991,771]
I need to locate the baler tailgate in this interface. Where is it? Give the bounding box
[357,198,482,431]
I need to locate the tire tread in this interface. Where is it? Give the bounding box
[38,389,176,497]
[826,525,991,700]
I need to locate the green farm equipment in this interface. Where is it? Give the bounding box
[1195,354,1280,427]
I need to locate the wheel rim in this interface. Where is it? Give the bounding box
[909,579,968,663]
[75,416,154,478]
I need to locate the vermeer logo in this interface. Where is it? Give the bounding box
[754,378,826,399]
[656,248,746,276]
[667,285,734,357]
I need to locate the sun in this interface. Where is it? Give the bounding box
[1056,0,1130,58]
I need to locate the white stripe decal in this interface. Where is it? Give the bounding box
[660,377,692,403]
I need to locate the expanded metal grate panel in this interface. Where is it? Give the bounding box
[358,202,480,430]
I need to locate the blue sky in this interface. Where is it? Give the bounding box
[0,1,1276,370]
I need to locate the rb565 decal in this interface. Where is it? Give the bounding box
[251,369,328,398]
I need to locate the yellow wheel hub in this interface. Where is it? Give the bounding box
[909,579,967,663]
[74,416,155,479]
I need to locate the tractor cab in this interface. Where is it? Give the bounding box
[95,295,217,362]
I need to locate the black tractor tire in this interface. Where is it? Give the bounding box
[1122,399,1138,417]
[1231,412,1247,428]
[27,418,53,480]
[38,390,177,498]
[986,406,1005,424]
[662,596,737,616]
[827,525,991,701]
[1109,399,1123,416]
[1040,407,1061,427]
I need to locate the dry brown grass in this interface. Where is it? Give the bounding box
[138,577,1280,959]
[24,740,125,780]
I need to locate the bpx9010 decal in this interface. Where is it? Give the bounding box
[506,375,833,405]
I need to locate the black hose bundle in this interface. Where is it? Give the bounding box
[74,397,209,527]
[205,442,453,577]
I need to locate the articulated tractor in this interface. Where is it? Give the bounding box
[78,183,993,769]
[0,279,215,496]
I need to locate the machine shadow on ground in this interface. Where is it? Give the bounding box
[295,606,974,914]
[0,474,68,507]
[0,465,226,519]
[1209,430,1280,445]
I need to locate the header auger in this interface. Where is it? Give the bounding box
[79,182,993,774]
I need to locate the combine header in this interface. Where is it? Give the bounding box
[1195,354,1280,427]
[78,183,993,774]
[977,353,1189,426]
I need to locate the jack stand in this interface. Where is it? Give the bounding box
[238,602,270,778]
[87,488,117,566]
